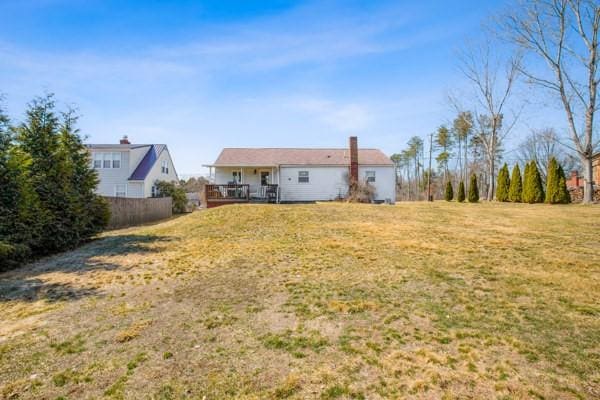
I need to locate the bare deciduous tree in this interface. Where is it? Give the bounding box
[504,0,600,203]
[517,127,578,181]
[458,41,521,200]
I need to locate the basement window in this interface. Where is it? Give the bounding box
[298,171,309,183]
[365,170,376,183]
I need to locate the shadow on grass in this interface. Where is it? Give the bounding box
[0,234,171,303]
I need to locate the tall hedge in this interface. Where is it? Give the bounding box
[468,174,479,203]
[546,158,570,204]
[0,95,109,270]
[457,180,466,202]
[496,163,510,202]
[523,161,544,203]
[508,164,522,202]
[444,181,454,201]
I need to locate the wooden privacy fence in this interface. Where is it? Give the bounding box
[104,196,172,229]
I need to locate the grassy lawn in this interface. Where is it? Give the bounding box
[1,202,599,399]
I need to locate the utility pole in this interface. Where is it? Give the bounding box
[427,132,433,202]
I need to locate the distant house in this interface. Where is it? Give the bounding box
[566,152,600,189]
[203,136,395,206]
[88,136,179,198]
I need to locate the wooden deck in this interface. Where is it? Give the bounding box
[204,184,278,208]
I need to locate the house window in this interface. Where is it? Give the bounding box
[161,160,169,174]
[93,153,102,169]
[232,170,241,183]
[151,185,158,197]
[112,152,121,168]
[115,184,126,197]
[365,171,376,183]
[298,170,309,183]
[103,153,112,168]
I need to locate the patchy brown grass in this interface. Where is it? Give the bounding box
[0,202,599,399]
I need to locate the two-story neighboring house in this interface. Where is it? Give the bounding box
[88,136,179,198]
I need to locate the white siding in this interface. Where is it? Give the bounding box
[279,166,348,201]
[214,164,395,202]
[92,150,130,197]
[358,166,396,202]
[143,149,179,197]
[127,182,145,198]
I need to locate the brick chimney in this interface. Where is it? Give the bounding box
[349,136,358,184]
[120,135,130,145]
[568,170,580,188]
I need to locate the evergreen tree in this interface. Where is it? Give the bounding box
[496,163,510,202]
[545,157,559,203]
[468,173,479,202]
[0,103,29,268]
[556,165,571,204]
[58,109,107,238]
[524,161,544,203]
[16,95,68,253]
[457,180,466,202]
[444,181,454,201]
[546,158,571,204]
[522,162,532,203]
[508,164,522,202]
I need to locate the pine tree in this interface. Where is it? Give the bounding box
[0,103,30,268]
[468,173,479,202]
[16,95,67,253]
[444,181,454,201]
[508,164,522,202]
[58,109,107,238]
[524,161,544,203]
[496,163,510,202]
[457,180,466,202]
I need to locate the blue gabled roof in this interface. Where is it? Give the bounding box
[128,144,167,181]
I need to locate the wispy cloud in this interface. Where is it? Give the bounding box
[288,97,372,131]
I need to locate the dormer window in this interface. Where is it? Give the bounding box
[93,152,121,169]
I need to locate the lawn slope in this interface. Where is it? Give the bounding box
[1,202,599,399]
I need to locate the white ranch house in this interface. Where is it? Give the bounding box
[204,137,395,207]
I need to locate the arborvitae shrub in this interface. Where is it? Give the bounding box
[556,165,571,204]
[524,161,544,203]
[496,163,510,202]
[545,157,559,204]
[457,181,466,202]
[508,164,522,202]
[522,162,532,203]
[444,181,454,201]
[468,174,479,203]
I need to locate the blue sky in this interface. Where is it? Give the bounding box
[0,0,553,175]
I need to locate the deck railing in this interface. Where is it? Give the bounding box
[204,184,279,207]
[205,184,250,202]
